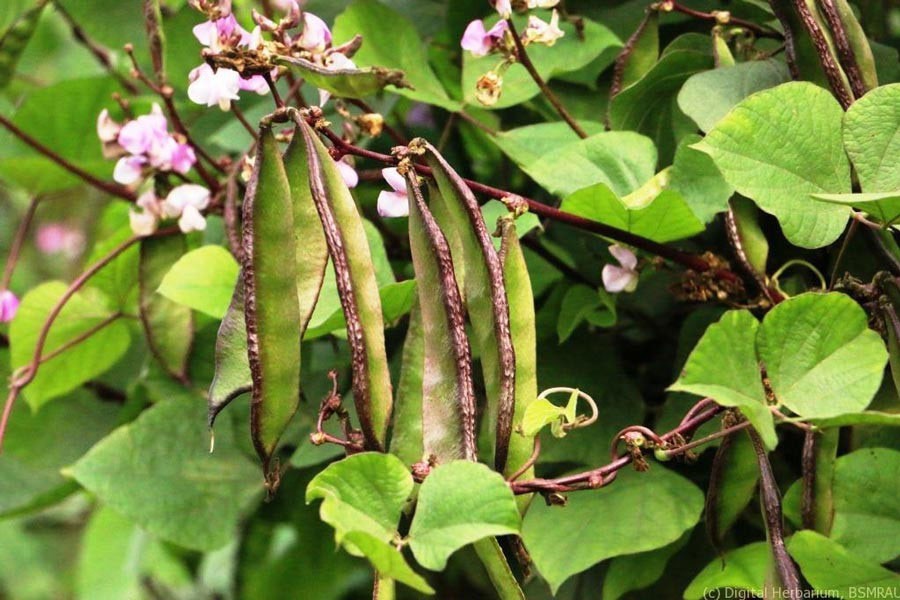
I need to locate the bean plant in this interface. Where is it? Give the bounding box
[0,0,898,598]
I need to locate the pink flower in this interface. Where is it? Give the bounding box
[0,290,19,323]
[96,109,121,143]
[296,12,332,52]
[461,19,508,57]
[117,104,169,156]
[377,168,409,218]
[602,245,639,293]
[238,74,271,95]
[166,141,197,174]
[188,64,241,110]
[113,155,147,185]
[36,224,85,257]
[493,0,512,18]
[193,14,253,53]
[336,158,358,189]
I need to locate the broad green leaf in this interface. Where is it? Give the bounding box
[69,395,261,552]
[462,12,620,109]
[694,82,851,248]
[788,531,900,596]
[242,127,302,473]
[278,55,410,100]
[139,236,193,382]
[492,121,606,170]
[0,77,120,192]
[757,293,887,419]
[667,134,733,223]
[522,466,703,593]
[0,390,118,518]
[332,0,458,110]
[306,452,413,545]
[503,131,657,198]
[828,448,900,563]
[812,192,900,225]
[669,310,777,449]
[0,0,47,88]
[683,542,769,599]
[11,282,131,409]
[601,533,687,600]
[342,532,434,594]
[561,184,704,243]
[843,83,900,192]
[609,49,712,163]
[157,245,239,319]
[408,461,520,571]
[304,280,416,340]
[84,207,140,311]
[805,411,900,428]
[677,59,791,132]
[556,283,615,342]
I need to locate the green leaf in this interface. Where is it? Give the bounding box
[521,398,566,438]
[561,184,704,243]
[843,83,900,192]
[667,134,733,223]
[757,293,887,419]
[694,82,851,248]
[69,395,261,552]
[409,461,520,571]
[828,448,900,563]
[601,533,687,600]
[609,49,712,163]
[677,59,791,132]
[0,1,47,88]
[492,121,606,171]
[616,10,658,91]
[788,531,900,596]
[304,280,416,340]
[669,310,777,449]
[139,236,193,382]
[522,466,703,593]
[306,452,413,545]
[157,245,240,319]
[503,131,657,198]
[332,0,458,110]
[342,532,434,594]
[11,282,131,409]
[0,389,118,518]
[462,12,620,109]
[278,55,410,100]
[683,542,769,599]
[556,284,615,342]
[805,411,900,428]
[811,191,900,225]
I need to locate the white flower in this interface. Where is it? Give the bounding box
[188,64,241,110]
[178,204,207,233]
[528,0,560,7]
[163,184,211,217]
[523,9,564,46]
[296,12,332,52]
[336,159,358,189]
[129,209,158,236]
[602,245,639,293]
[377,168,409,218]
[96,109,121,143]
[113,155,147,185]
[493,0,512,18]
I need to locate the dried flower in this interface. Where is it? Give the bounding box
[475,70,504,106]
[522,9,564,46]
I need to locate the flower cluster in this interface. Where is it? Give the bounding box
[461,0,565,105]
[97,107,210,236]
[187,1,356,110]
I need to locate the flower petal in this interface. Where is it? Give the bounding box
[608,244,638,270]
[113,156,146,185]
[381,167,406,193]
[165,184,211,215]
[297,12,332,51]
[96,109,121,143]
[377,190,409,218]
[602,265,638,293]
[336,159,358,189]
[461,20,490,57]
[178,204,207,233]
[0,289,20,323]
[129,209,158,237]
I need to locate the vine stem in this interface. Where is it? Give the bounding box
[0,113,136,202]
[664,1,781,38]
[1,197,39,290]
[0,227,178,452]
[505,18,588,139]
[314,124,731,278]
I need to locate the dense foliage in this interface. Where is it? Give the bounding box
[0,0,898,598]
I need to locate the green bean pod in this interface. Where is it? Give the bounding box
[0,0,47,89]
[418,140,516,472]
[405,169,477,462]
[705,427,758,554]
[389,300,425,466]
[242,126,302,483]
[497,218,537,484]
[298,119,393,450]
[138,236,193,384]
[828,0,878,91]
[208,276,251,426]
